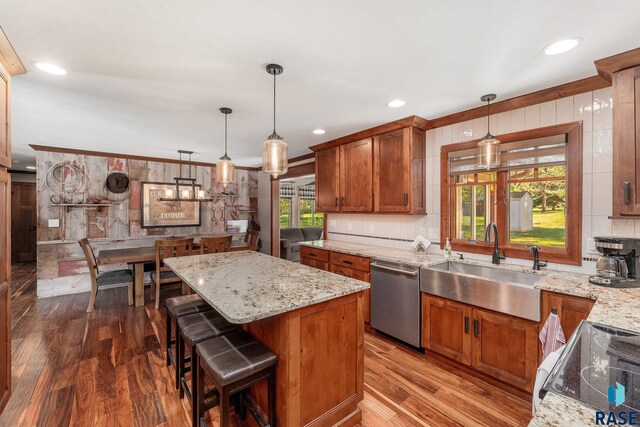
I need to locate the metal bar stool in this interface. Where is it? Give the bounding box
[165,294,213,386]
[177,310,239,427]
[196,330,276,427]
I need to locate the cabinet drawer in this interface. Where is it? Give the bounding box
[329,252,369,272]
[329,264,370,282]
[300,246,330,262]
[301,257,329,271]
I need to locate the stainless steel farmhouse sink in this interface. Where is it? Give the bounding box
[420,261,542,321]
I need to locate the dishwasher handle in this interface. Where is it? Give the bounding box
[371,262,419,277]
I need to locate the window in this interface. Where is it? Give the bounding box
[442,122,582,265]
[279,179,324,229]
[279,198,291,228]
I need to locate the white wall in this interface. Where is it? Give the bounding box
[327,87,623,275]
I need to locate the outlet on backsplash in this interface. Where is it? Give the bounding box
[347,222,352,232]
[369,224,375,234]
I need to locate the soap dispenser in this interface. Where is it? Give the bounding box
[444,238,452,258]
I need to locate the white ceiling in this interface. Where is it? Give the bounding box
[3,0,640,170]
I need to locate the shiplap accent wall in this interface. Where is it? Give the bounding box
[327,87,620,275]
[36,150,259,297]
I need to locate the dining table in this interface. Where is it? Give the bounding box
[97,238,252,307]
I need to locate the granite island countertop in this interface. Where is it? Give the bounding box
[163,250,369,324]
[300,239,640,426]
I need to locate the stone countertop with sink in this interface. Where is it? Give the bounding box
[300,239,640,426]
[163,250,369,324]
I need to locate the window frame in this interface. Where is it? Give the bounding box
[440,122,583,265]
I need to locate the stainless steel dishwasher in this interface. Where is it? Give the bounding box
[370,258,421,347]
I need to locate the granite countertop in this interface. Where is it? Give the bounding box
[163,250,369,324]
[300,239,640,426]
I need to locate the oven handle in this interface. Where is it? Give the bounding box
[371,262,419,277]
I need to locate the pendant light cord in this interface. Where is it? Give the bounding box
[273,72,277,133]
[486,99,490,135]
[224,113,228,156]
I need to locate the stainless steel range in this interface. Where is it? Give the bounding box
[541,321,640,414]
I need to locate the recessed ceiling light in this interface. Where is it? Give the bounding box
[543,38,582,56]
[312,129,326,135]
[33,62,67,75]
[26,166,36,170]
[388,99,406,108]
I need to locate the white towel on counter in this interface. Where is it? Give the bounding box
[539,313,566,361]
[532,345,565,416]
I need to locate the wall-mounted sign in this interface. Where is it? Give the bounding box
[141,181,201,228]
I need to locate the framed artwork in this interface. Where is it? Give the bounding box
[141,181,201,228]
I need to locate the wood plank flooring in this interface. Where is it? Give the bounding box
[0,263,532,426]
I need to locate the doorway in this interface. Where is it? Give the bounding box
[11,182,37,262]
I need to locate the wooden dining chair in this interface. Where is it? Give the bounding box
[152,238,194,309]
[199,235,233,254]
[244,230,260,251]
[79,238,133,313]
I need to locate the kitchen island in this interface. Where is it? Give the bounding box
[163,251,370,427]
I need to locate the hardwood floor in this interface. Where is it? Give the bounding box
[0,263,531,426]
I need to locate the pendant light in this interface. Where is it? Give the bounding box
[159,150,212,202]
[216,107,235,188]
[262,63,288,178]
[477,94,501,171]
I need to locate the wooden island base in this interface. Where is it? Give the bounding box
[245,291,365,427]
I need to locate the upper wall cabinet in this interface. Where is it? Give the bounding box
[312,116,428,215]
[374,127,425,214]
[0,64,10,169]
[612,65,640,217]
[315,138,373,212]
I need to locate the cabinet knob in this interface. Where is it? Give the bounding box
[473,318,479,337]
[340,196,345,207]
[335,196,339,207]
[403,193,408,207]
[464,315,469,334]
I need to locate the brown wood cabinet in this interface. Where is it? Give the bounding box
[340,139,373,212]
[613,65,640,216]
[315,147,341,212]
[0,65,9,169]
[0,59,10,415]
[373,127,426,213]
[541,291,594,341]
[0,169,10,412]
[422,294,472,366]
[312,121,426,215]
[315,139,373,212]
[422,294,538,392]
[471,307,538,392]
[301,248,371,324]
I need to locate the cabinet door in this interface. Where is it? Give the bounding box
[421,294,472,366]
[0,65,9,169]
[613,66,640,216]
[374,128,411,213]
[0,169,10,412]
[471,308,538,392]
[339,138,373,212]
[541,291,594,340]
[329,264,371,323]
[315,147,340,212]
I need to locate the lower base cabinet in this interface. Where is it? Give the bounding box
[422,294,539,392]
[301,248,371,324]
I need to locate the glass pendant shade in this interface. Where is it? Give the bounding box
[262,135,288,179]
[216,155,235,188]
[477,136,501,170]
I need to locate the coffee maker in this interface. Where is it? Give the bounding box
[589,237,640,288]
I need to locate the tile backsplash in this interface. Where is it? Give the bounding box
[326,87,637,276]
